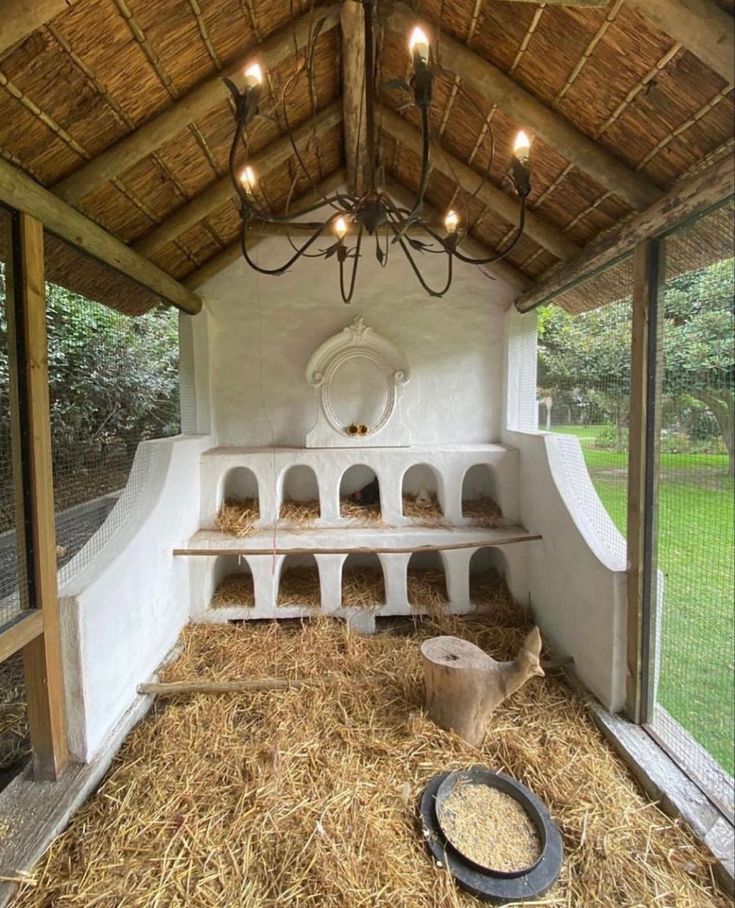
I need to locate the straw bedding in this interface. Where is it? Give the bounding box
[14,611,727,907]
[216,498,259,537]
[340,498,382,524]
[0,654,28,789]
[211,573,256,609]
[277,565,321,608]
[341,566,385,609]
[402,495,448,527]
[279,499,321,524]
[462,496,504,527]
[407,568,449,615]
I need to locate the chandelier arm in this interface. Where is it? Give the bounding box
[387,219,453,298]
[239,218,337,275]
[407,104,431,220]
[452,197,527,266]
[338,226,364,304]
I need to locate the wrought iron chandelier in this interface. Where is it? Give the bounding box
[225,0,532,302]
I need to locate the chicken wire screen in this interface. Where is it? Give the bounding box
[45,233,182,584]
[537,256,634,546]
[649,200,735,801]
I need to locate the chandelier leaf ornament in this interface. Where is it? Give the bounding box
[225,0,533,303]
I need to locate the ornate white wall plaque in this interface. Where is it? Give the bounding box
[305,316,411,447]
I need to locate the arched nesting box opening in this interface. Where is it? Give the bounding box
[469,548,518,624]
[217,467,260,536]
[341,554,385,610]
[407,551,449,615]
[402,464,445,524]
[277,554,321,609]
[210,555,255,609]
[461,464,503,526]
[279,465,320,523]
[339,465,381,522]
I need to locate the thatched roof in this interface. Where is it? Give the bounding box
[0,0,732,314]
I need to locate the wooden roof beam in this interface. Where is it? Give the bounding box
[0,156,202,314]
[184,169,346,290]
[133,103,342,258]
[629,0,734,86]
[387,3,661,212]
[380,105,581,263]
[341,0,368,195]
[52,3,341,206]
[0,0,70,58]
[514,152,734,312]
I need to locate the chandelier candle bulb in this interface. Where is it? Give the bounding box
[409,26,430,63]
[445,210,459,234]
[335,216,348,240]
[244,62,263,88]
[240,166,256,190]
[513,130,532,164]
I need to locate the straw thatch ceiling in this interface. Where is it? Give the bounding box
[0,0,732,314]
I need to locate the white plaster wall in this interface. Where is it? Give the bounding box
[503,308,627,712]
[59,434,210,761]
[195,237,516,448]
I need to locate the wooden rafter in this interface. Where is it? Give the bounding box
[0,0,70,58]
[380,105,581,263]
[0,156,202,314]
[629,0,734,86]
[51,3,341,206]
[133,103,342,259]
[184,169,345,289]
[387,3,662,212]
[514,152,734,312]
[341,0,368,195]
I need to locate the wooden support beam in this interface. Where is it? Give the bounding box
[133,103,342,259]
[52,4,340,206]
[0,0,70,58]
[184,169,346,289]
[0,156,202,315]
[387,3,661,211]
[341,0,368,195]
[626,238,665,722]
[629,0,734,86]
[0,612,44,665]
[5,213,68,781]
[380,106,581,262]
[514,151,734,311]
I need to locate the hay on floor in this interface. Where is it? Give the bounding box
[15,615,728,908]
[407,568,449,615]
[469,570,526,626]
[402,494,448,527]
[0,654,28,788]
[340,498,382,524]
[277,565,321,608]
[279,498,320,524]
[216,498,259,537]
[211,573,256,609]
[462,496,503,527]
[341,566,385,609]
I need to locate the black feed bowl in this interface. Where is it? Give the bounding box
[419,768,563,904]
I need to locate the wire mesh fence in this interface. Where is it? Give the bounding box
[45,232,181,586]
[650,201,735,797]
[536,256,633,547]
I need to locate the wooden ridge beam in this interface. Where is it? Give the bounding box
[341,0,368,195]
[0,0,70,58]
[380,105,581,262]
[52,3,340,206]
[629,0,734,86]
[184,169,346,289]
[134,103,342,259]
[387,3,661,211]
[0,156,202,314]
[514,151,734,312]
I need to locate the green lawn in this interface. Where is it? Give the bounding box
[553,425,735,775]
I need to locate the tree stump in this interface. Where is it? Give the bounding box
[421,630,544,746]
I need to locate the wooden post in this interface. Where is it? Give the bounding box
[6,211,68,780]
[626,239,665,723]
